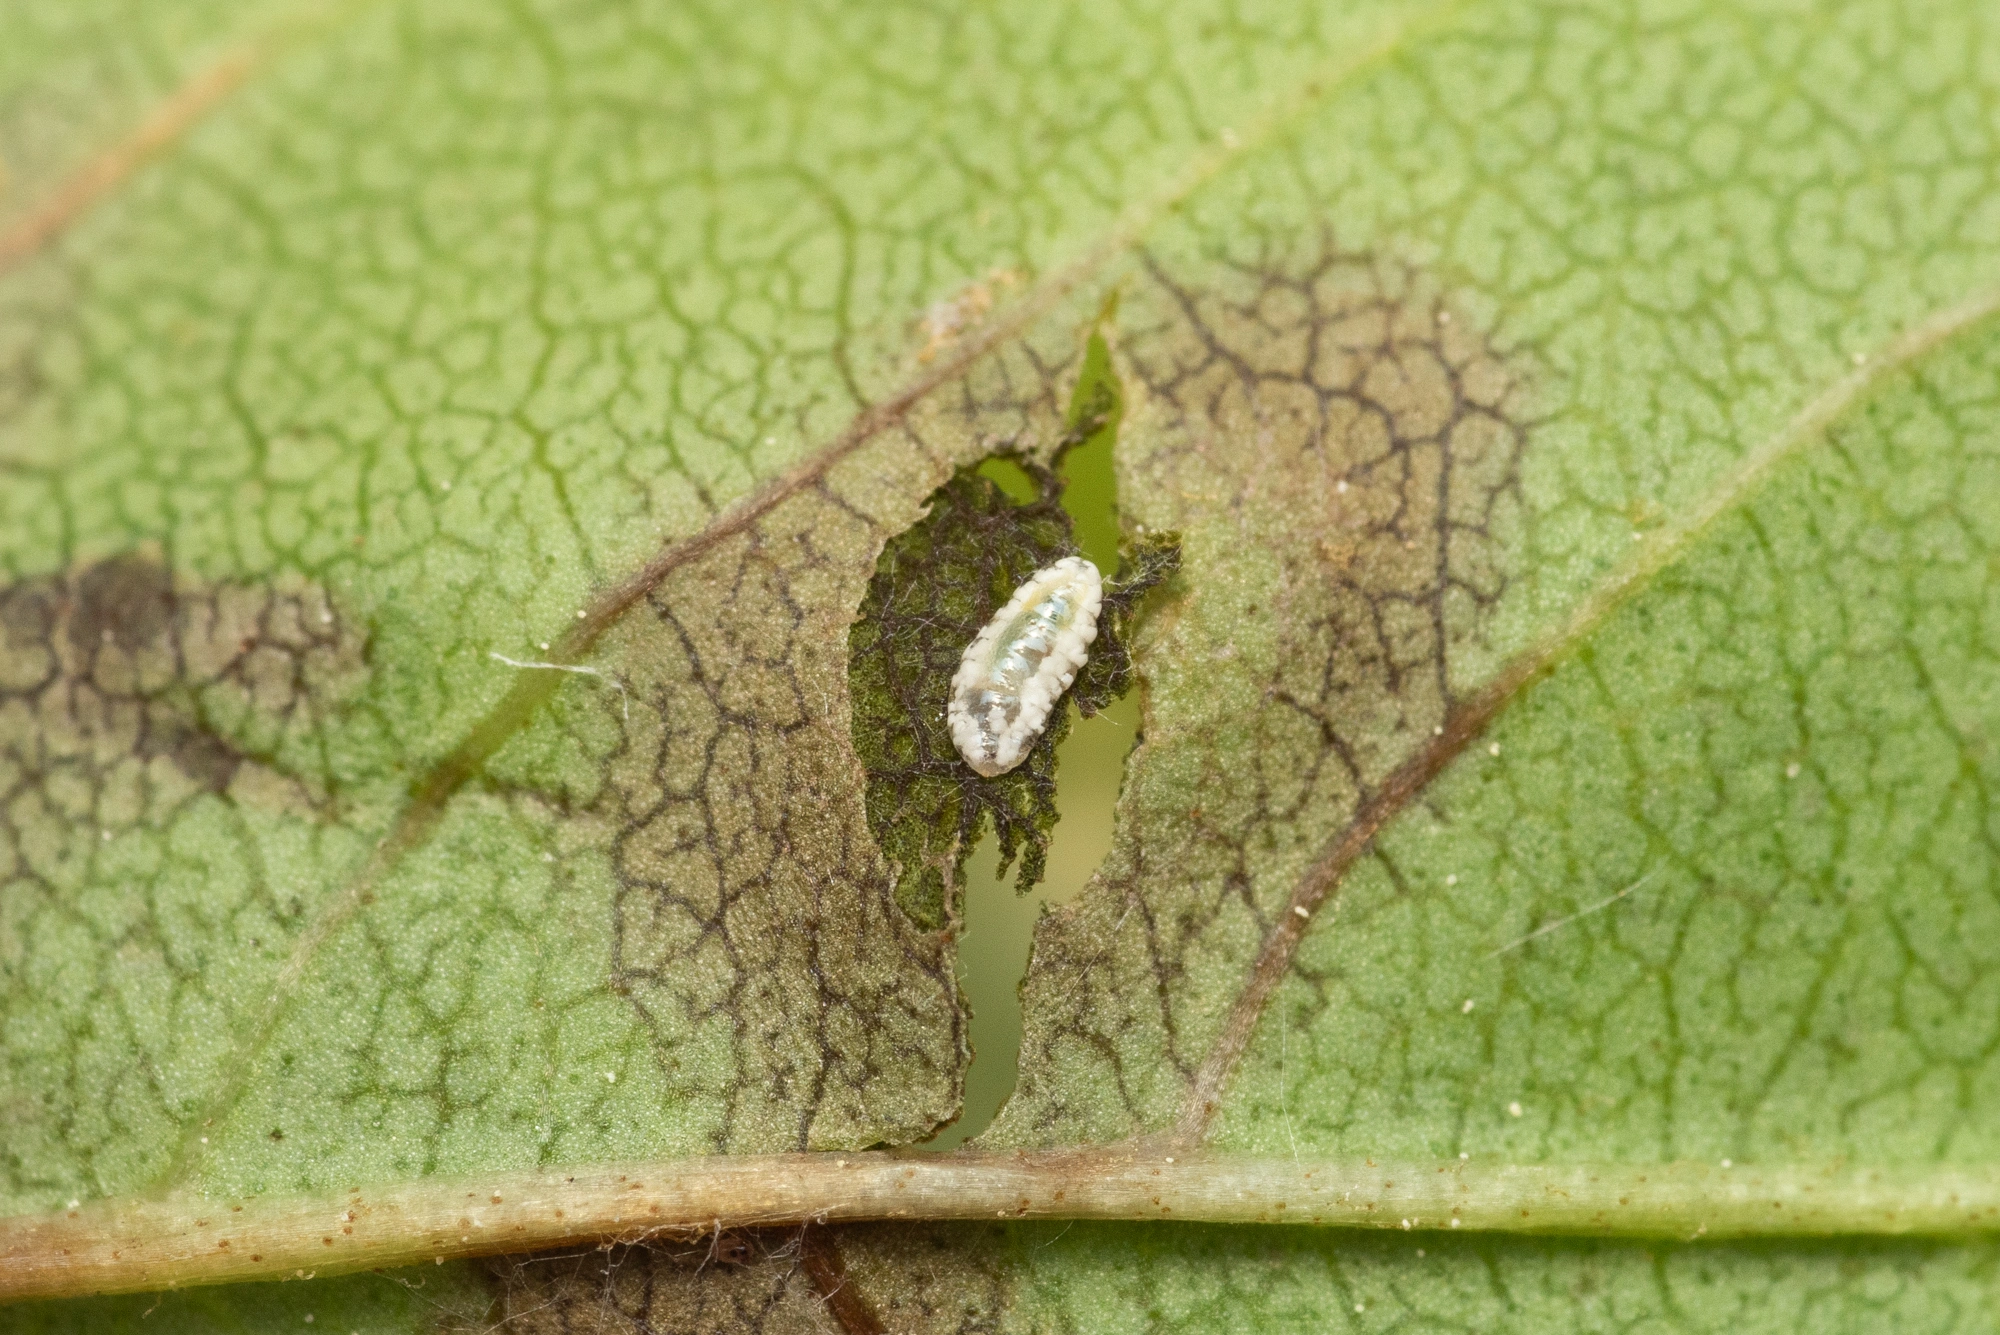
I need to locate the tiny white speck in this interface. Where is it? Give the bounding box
[101,829,111,841]
[1434,725,1444,736]
[305,1317,315,1326]
[765,436,776,446]
[1450,1217,1461,1227]
[1460,1152,1469,1160]
[1165,1156,1175,1164]
[68,1199,79,1209]
[200,1136,208,1144]
[604,1071,617,1083]
[1508,1101,1523,1117]
[542,852,555,863]
[1438,310,1452,324]
[1488,743,1501,756]
[1461,999,1475,1014]
[1445,874,1458,887]
[539,641,550,651]
[440,480,451,492]
[320,611,334,624]
[1354,1304,1365,1313]
[1336,479,1349,494]
[1786,762,1801,778]
[1633,530,1645,541]
[1293,905,1310,919]
[1721,1158,1732,1168]
[576,610,587,620]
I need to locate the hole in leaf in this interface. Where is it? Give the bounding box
[973,456,1041,506]
[846,316,1177,1147]
[932,329,1140,1149]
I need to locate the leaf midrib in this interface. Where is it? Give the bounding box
[11,1151,2000,1303]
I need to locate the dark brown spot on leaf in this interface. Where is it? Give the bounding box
[68,554,173,656]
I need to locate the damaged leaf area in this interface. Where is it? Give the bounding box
[10,0,2000,1329]
[482,1223,1011,1335]
[994,243,1532,1143]
[846,412,1179,929]
[484,462,982,1153]
[1,555,369,1203]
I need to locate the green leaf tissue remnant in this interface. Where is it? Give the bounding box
[847,330,1179,929]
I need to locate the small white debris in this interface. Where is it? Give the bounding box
[1786,763,1801,779]
[1450,1217,1461,1227]
[1461,999,1475,1014]
[320,611,334,624]
[304,1316,315,1326]
[1488,742,1501,756]
[200,1136,209,1144]
[604,1071,617,1083]
[1721,1158,1732,1168]
[1460,1152,1469,1160]
[539,641,550,651]
[1445,874,1458,887]
[1434,725,1444,736]
[1852,351,1868,366]
[1293,905,1310,919]
[576,609,587,619]
[67,1199,80,1210]
[1507,1101,1523,1117]
[1336,479,1350,494]
[1165,1157,1175,1164]
[1354,1304,1365,1313]
[1438,310,1452,324]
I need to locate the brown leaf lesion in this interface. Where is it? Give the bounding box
[0,552,368,1203]
[481,1222,1009,1335]
[1000,239,1539,1144]
[484,321,1111,1156]
[0,553,365,833]
[482,1231,838,1335]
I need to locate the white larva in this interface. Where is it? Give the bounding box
[948,555,1103,777]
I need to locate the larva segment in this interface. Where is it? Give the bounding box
[948,556,1104,777]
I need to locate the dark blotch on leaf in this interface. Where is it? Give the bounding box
[152,722,244,794]
[68,553,174,655]
[848,448,1178,930]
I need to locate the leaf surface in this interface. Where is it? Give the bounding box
[5,0,2000,1330]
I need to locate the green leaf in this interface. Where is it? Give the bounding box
[5,0,2000,1329]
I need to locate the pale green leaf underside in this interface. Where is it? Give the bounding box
[4,0,2000,1330]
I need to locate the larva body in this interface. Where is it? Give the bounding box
[949,556,1103,777]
